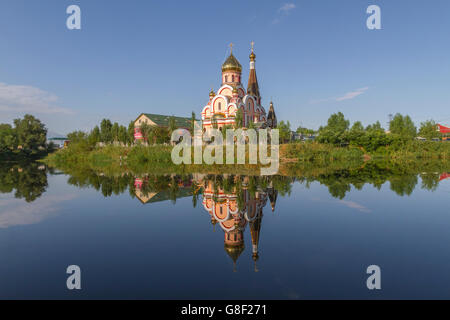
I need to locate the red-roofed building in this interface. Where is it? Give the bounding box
[438,124,450,134]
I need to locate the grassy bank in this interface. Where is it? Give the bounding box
[44,144,263,175]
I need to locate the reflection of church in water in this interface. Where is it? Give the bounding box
[196,175,278,272]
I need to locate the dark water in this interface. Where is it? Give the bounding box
[1,162,450,299]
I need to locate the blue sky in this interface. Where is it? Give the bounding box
[0,0,449,134]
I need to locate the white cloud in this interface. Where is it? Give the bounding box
[279,3,296,14]
[310,87,369,104]
[272,3,296,24]
[335,87,369,101]
[338,200,371,213]
[0,82,73,114]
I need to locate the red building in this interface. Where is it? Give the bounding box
[438,124,450,134]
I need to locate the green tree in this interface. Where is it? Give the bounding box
[191,111,196,134]
[317,112,350,145]
[366,121,384,133]
[347,121,365,146]
[139,122,152,144]
[88,126,101,146]
[118,125,128,144]
[0,124,17,152]
[278,120,291,143]
[296,126,315,136]
[111,122,120,142]
[127,121,135,145]
[13,114,47,154]
[168,116,177,136]
[389,113,417,138]
[67,131,88,144]
[235,108,243,129]
[418,120,441,140]
[100,119,113,143]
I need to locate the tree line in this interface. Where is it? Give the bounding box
[315,112,446,152]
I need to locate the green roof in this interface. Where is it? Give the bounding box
[140,187,193,204]
[141,113,195,128]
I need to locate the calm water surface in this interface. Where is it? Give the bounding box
[1,162,450,299]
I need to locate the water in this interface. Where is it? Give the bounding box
[1,162,450,299]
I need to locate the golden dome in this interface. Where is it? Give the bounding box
[224,243,245,263]
[250,41,256,61]
[232,87,238,94]
[209,89,216,97]
[222,53,242,73]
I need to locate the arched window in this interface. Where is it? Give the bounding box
[218,102,222,111]
[225,75,228,82]
[232,75,235,82]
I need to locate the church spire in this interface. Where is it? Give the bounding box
[267,101,277,129]
[249,212,263,272]
[247,41,260,98]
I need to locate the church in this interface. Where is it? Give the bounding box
[201,43,277,132]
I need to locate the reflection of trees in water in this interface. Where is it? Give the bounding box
[303,162,447,199]
[389,175,418,196]
[420,173,441,192]
[55,161,450,203]
[0,162,48,202]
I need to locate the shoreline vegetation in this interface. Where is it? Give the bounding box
[43,141,450,178]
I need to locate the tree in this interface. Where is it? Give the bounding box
[100,119,113,143]
[418,120,441,140]
[111,122,119,142]
[235,108,243,129]
[296,126,315,136]
[13,114,47,154]
[88,126,101,146]
[127,121,135,145]
[118,125,128,145]
[317,112,350,145]
[168,116,177,136]
[67,131,88,144]
[191,111,196,134]
[0,124,17,152]
[139,122,152,144]
[278,120,291,143]
[347,121,365,146]
[366,121,384,133]
[389,113,417,138]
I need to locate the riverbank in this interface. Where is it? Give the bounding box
[43,141,450,177]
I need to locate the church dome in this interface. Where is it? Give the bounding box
[224,243,245,263]
[222,53,242,73]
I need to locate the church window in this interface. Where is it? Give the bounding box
[218,102,222,111]
[232,75,235,82]
[225,75,228,82]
